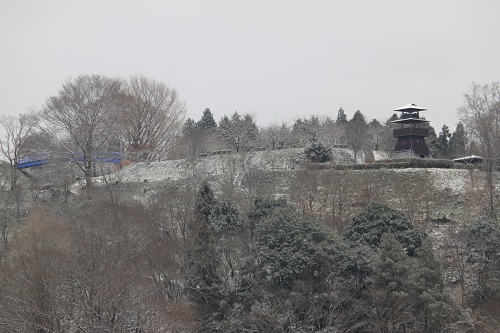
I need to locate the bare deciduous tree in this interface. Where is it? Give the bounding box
[0,208,70,333]
[324,170,357,232]
[38,74,122,199]
[262,121,290,150]
[367,118,395,159]
[291,116,321,145]
[344,110,369,163]
[178,118,220,162]
[0,197,199,332]
[458,81,500,218]
[0,114,34,190]
[120,75,186,162]
[290,169,325,216]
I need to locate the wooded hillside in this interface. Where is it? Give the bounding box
[0,149,499,332]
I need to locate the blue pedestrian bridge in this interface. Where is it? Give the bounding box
[16,152,125,169]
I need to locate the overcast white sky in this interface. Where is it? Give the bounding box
[1,0,499,130]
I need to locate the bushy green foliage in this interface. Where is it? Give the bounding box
[245,202,354,331]
[350,110,366,124]
[367,234,449,332]
[188,184,223,315]
[183,117,197,135]
[410,239,450,331]
[255,205,346,288]
[198,108,217,130]
[436,124,452,158]
[188,183,244,329]
[466,218,500,264]
[195,182,242,233]
[450,122,467,157]
[465,218,500,304]
[247,197,288,241]
[340,205,449,332]
[210,200,241,232]
[195,182,217,220]
[372,233,410,291]
[304,140,332,163]
[343,203,427,256]
[248,197,288,222]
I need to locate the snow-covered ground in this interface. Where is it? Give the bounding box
[373,150,389,161]
[117,159,189,183]
[116,149,305,184]
[115,148,381,185]
[115,149,480,196]
[392,167,478,194]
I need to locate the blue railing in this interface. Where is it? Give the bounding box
[17,152,125,169]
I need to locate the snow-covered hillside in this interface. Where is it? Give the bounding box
[117,148,306,184]
[116,149,477,197]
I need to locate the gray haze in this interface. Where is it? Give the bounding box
[1,0,499,129]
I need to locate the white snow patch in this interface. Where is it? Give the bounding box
[373,150,389,161]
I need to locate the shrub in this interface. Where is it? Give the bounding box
[255,206,346,288]
[343,203,427,256]
[304,140,332,163]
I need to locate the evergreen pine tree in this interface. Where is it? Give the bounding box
[219,112,258,152]
[336,107,348,124]
[304,139,332,163]
[188,183,223,323]
[369,233,415,332]
[436,124,452,158]
[343,203,426,256]
[450,122,467,157]
[427,125,438,156]
[410,239,450,331]
[350,110,367,124]
[197,108,217,131]
[183,117,198,136]
[386,113,399,125]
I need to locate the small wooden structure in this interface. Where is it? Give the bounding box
[391,103,432,158]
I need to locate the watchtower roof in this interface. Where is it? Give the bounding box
[391,117,429,123]
[393,103,427,112]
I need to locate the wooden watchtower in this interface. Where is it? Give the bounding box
[391,103,431,158]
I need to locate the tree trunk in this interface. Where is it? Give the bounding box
[85,155,93,200]
[9,164,17,191]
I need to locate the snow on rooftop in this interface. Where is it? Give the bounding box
[453,155,483,163]
[393,103,427,112]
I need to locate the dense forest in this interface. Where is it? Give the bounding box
[0,76,499,332]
